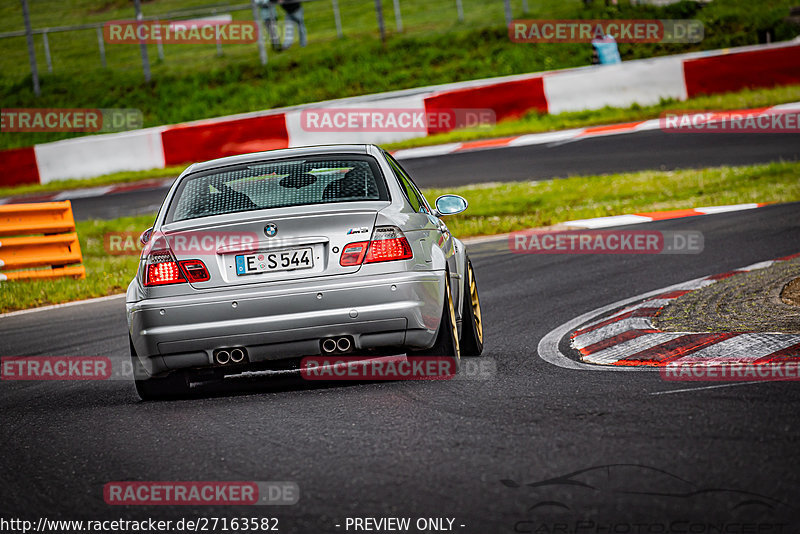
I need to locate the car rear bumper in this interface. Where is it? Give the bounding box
[127,270,444,376]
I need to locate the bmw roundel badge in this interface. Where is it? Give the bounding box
[264,223,278,237]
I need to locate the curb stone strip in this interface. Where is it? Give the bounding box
[570,256,800,366]
[393,103,800,160]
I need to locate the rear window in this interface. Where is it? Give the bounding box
[166,155,389,223]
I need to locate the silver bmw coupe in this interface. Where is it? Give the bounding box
[127,145,483,399]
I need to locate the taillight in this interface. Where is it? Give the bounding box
[340,227,413,267]
[340,241,369,266]
[145,250,185,286]
[180,260,210,283]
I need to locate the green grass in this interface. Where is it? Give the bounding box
[0,166,184,198]
[2,83,798,199]
[2,0,798,150]
[425,160,800,237]
[2,160,798,313]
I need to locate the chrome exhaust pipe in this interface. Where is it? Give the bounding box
[336,337,352,353]
[230,348,245,363]
[321,338,338,353]
[216,350,230,365]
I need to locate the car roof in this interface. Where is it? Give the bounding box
[187,144,375,174]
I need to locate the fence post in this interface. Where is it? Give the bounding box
[42,30,53,73]
[522,0,528,14]
[133,0,151,82]
[503,0,512,27]
[456,0,464,23]
[374,0,386,42]
[392,0,403,32]
[331,0,343,38]
[96,26,107,68]
[20,0,40,96]
[250,0,268,65]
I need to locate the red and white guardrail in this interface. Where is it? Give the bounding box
[2,40,799,187]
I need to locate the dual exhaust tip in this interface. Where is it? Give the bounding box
[214,348,246,365]
[214,338,351,364]
[321,337,353,354]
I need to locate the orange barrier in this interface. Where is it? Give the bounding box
[0,201,86,281]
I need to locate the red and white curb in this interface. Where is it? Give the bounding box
[462,202,769,246]
[0,178,174,205]
[538,253,800,371]
[393,102,800,160]
[562,203,767,229]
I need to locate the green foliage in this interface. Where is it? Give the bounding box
[1,0,797,150]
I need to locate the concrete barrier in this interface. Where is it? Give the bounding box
[544,55,687,114]
[33,127,166,184]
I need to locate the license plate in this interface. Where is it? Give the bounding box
[235,247,313,275]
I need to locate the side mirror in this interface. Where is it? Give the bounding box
[435,195,468,216]
[140,227,153,245]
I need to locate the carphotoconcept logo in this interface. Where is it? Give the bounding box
[1,108,143,133]
[300,108,496,133]
[103,19,257,44]
[509,230,703,255]
[509,19,704,43]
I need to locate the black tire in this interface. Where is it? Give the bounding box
[460,258,484,357]
[408,272,461,374]
[130,337,190,400]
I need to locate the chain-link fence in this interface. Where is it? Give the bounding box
[0,0,545,87]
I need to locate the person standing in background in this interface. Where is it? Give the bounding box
[279,0,308,49]
[591,33,621,65]
[256,0,283,51]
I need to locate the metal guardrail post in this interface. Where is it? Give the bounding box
[250,0,268,66]
[456,0,464,22]
[374,0,386,42]
[503,0,512,27]
[331,0,343,39]
[133,0,152,82]
[42,30,53,73]
[96,27,107,68]
[20,0,41,96]
[393,0,403,33]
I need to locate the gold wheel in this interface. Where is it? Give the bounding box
[446,276,460,357]
[468,264,483,344]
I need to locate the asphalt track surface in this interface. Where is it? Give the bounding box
[2,202,800,531]
[63,130,800,221]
